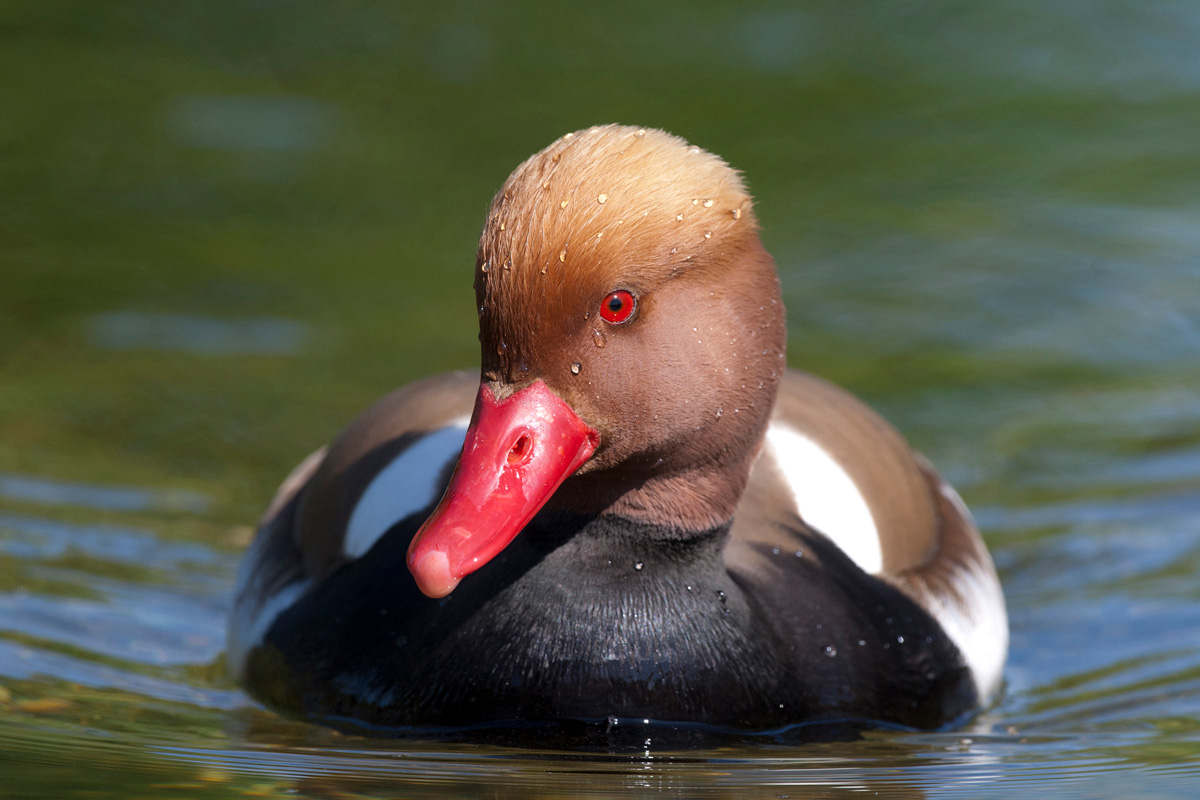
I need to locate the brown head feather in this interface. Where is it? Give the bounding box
[475,125,758,376]
[471,125,785,529]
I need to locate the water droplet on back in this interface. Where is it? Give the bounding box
[824,645,837,658]
[570,362,581,375]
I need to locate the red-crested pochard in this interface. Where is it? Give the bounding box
[228,125,1007,739]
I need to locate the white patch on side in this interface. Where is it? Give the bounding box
[343,417,470,560]
[765,422,882,574]
[226,520,312,680]
[227,579,311,681]
[923,482,1010,702]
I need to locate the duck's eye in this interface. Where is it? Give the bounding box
[599,290,636,325]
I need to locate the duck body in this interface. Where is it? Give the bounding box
[229,126,1006,737]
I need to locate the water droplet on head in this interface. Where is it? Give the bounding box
[731,208,742,220]
[675,214,684,222]
[634,561,644,571]
[703,231,712,239]
[496,340,507,355]
[559,248,567,263]
[504,258,512,270]
[570,362,581,375]
[703,199,714,208]
[597,193,608,204]
[824,645,837,658]
[794,549,803,558]
[499,222,505,231]
[771,547,780,555]
[560,199,569,209]
[480,260,490,273]
[897,636,905,644]
[592,329,606,348]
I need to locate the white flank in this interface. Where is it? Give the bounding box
[226,579,311,681]
[925,482,1010,701]
[226,516,312,680]
[765,422,883,574]
[343,417,470,560]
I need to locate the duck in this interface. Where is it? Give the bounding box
[227,124,1007,739]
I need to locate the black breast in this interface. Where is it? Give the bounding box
[247,511,977,739]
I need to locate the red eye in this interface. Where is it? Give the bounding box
[599,290,636,324]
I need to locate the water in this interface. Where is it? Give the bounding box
[3,1,1199,796]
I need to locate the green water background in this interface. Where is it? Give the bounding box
[2,1,1199,797]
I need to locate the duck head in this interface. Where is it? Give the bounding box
[407,125,786,597]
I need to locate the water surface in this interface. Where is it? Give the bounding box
[2,1,1199,797]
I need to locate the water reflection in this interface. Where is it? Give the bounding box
[0,474,210,514]
[4,0,1200,795]
[168,95,336,153]
[88,312,310,357]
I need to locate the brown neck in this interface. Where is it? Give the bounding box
[547,438,764,533]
